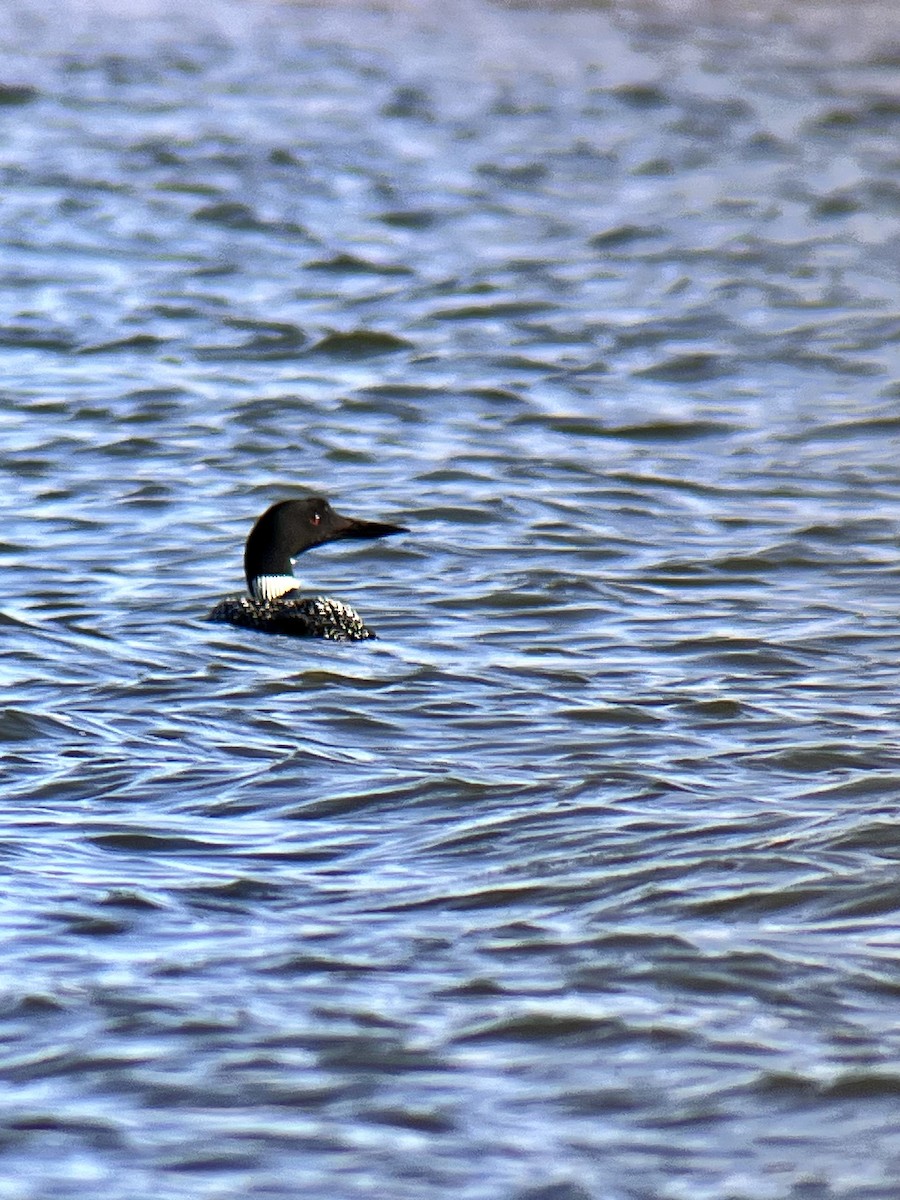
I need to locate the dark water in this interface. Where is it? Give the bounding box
[1,0,899,1195]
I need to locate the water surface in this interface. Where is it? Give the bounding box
[1,0,899,1196]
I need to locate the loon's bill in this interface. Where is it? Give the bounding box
[208,496,407,641]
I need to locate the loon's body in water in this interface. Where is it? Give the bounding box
[208,496,407,641]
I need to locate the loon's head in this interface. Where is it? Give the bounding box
[244,496,407,601]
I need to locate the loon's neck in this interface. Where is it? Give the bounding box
[251,574,301,602]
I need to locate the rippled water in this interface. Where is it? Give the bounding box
[1,0,899,1195]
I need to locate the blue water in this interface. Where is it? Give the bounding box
[1,0,899,1196]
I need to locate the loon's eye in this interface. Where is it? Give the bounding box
[311,510,321,526]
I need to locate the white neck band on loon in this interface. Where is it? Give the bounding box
[251,574,301,602]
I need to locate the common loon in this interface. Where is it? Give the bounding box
[208,496,407,641]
